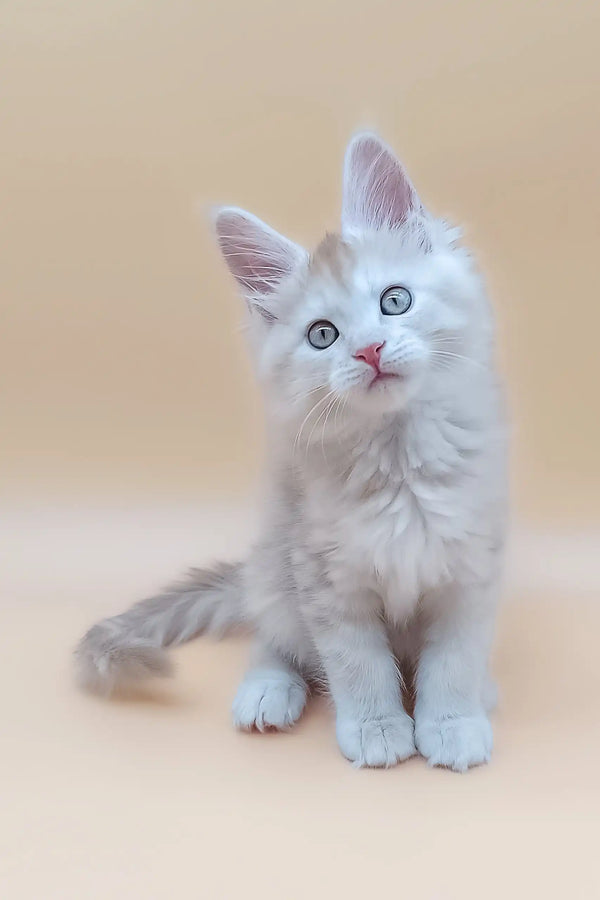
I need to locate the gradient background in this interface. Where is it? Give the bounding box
[2,1,599,898]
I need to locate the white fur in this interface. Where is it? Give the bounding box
[76,133,507,771]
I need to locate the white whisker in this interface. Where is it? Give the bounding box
[305,392,337,461]
[320,396,340,463]
[293,389,337,456]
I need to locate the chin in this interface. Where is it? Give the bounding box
[350,371,422,416]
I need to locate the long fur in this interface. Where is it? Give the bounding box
[75,563,244,694]
[75,132,507,771]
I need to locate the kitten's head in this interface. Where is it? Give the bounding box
[213,133,491,430]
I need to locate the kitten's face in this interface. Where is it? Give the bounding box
[214,132,490,433]
[256,228,482,421]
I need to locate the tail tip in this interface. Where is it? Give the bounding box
[74,632,173,696]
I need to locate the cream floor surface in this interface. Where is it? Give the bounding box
[2,503,599,900]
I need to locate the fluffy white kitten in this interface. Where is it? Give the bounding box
[76,133,507,771]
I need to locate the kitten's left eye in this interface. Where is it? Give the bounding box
[380,285,413,316]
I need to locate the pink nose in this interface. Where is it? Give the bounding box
[354,341,385,371]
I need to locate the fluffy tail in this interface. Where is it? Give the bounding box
[75,561,245,695]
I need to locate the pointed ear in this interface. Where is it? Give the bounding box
[213,207,306,313]
[342,132,422,233]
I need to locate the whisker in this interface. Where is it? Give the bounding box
[335,395,350,454]
[293,389,337,456]
[305,392,337,460]
[334,392,345,435]
[430,350,485,369]
[320,395,339,463]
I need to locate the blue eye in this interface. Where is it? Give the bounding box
[307,320,339,349]
[380,285,412,315]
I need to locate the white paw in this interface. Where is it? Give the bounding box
[232,670,307,732]
[415,713,493,772]
[336,712,416,768]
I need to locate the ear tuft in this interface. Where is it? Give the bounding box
[213,207,306,303]
[342,132,422,234]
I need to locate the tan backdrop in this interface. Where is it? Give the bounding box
[3,0,600,526]
[3,4,600,900]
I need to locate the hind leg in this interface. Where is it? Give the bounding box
[232,642,308,732]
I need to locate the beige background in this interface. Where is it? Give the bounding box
[2,1,599,898]
[3,0,600,522]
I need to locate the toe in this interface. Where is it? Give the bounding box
[415,714,492,772]
[232,673,307,732]
[337,713,416,768]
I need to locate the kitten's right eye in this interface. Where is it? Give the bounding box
[307,320,339,350]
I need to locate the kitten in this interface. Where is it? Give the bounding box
[75,133,507,771]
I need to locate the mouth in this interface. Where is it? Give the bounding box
[368,372,402,389]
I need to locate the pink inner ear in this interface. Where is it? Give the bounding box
[215,208,304,297]
[342,134,421,233]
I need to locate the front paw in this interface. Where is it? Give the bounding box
[336,712,416,768]
[415,712,492,772]
[232,671,307,732]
